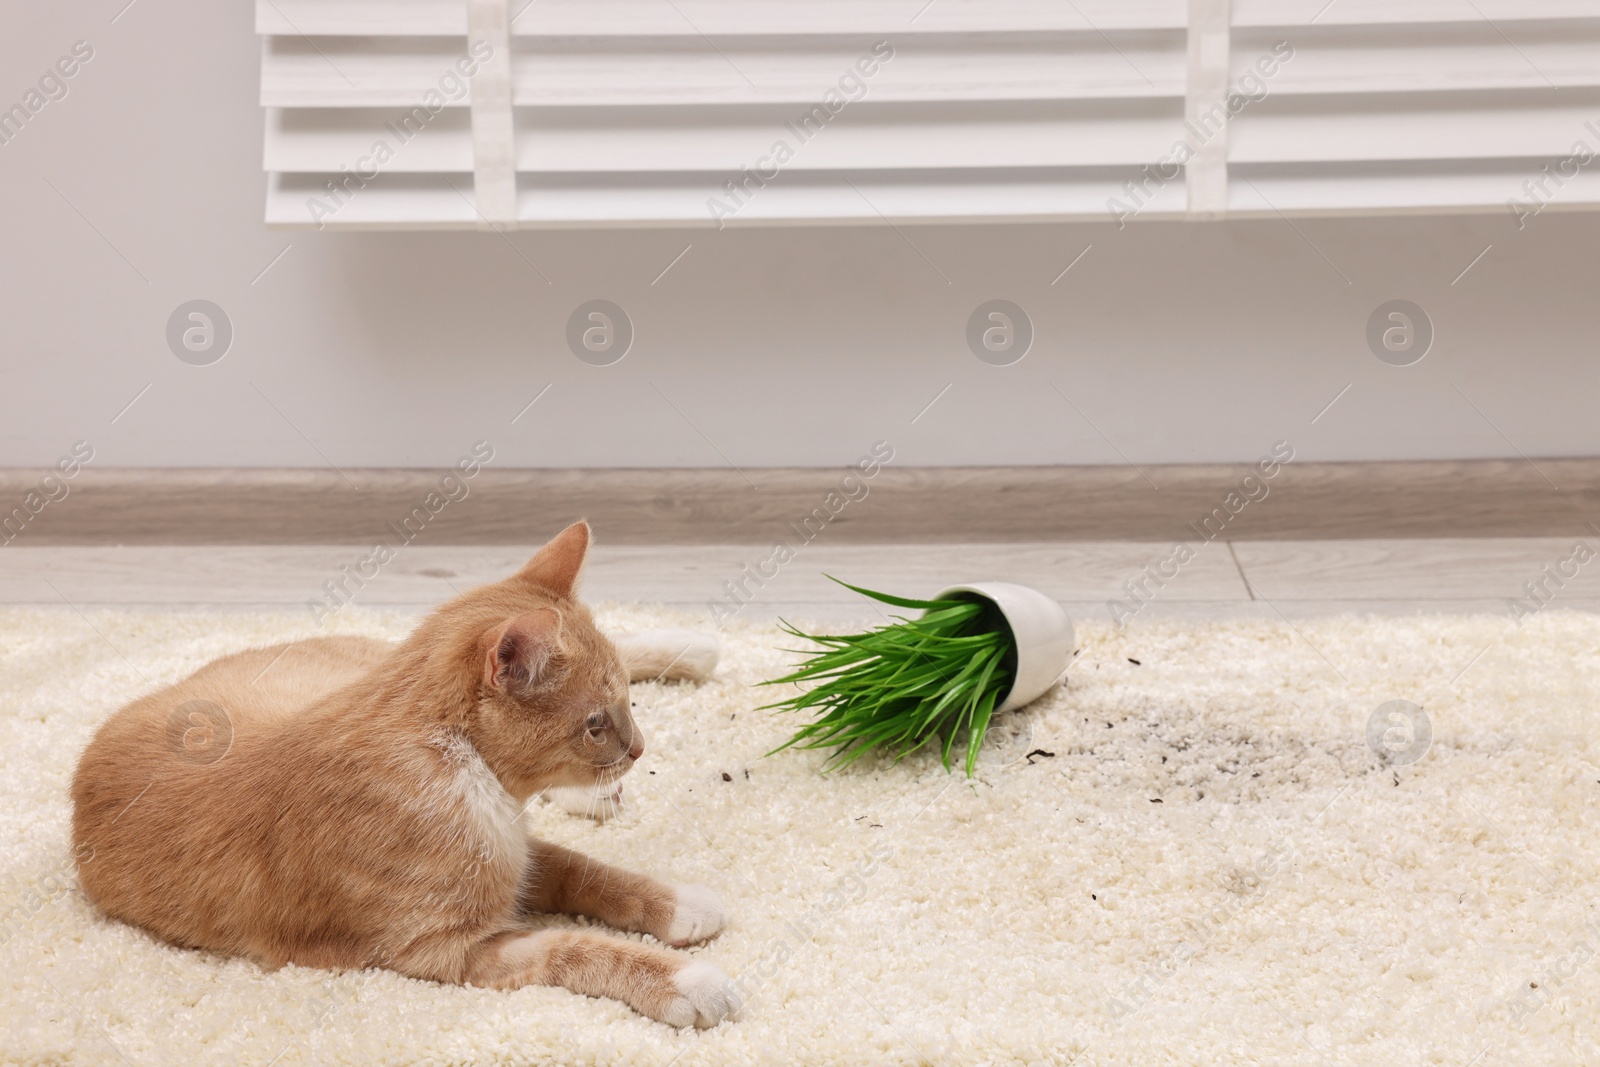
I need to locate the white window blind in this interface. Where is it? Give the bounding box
[258,0,1600,229]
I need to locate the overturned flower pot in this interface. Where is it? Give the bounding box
[931,582,1076,713]
[762,579,1075,776]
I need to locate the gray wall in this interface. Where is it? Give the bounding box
[3,2,1596,471]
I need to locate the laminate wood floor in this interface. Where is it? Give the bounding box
[2,539,1595,627]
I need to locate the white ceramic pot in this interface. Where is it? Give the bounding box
[932,582,1075,713]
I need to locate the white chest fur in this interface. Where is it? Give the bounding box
[435,732,529,872]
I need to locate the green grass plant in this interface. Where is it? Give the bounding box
[761,579,1016,777]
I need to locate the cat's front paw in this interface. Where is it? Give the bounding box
[662,960,740,1029]
[666,884,726,947]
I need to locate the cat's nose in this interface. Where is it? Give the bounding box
[628,737,644,760]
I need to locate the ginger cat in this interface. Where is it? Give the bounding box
[70,522,738,1028]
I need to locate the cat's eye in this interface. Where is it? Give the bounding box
[585,712,606,733]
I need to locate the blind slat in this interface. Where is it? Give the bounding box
[261,36,1187,109]
[258,0,1184,37]
[266,170,1191,228]
[267,104,1186,173]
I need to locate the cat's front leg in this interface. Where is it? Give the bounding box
[520,839,727,947]
[466,928,739,1028]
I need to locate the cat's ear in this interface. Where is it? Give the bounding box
[514,521,590,598]
[484,608,562,690]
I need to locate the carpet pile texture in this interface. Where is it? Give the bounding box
[2,605,1597,1065]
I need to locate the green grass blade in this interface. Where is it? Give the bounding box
[823,575,964,611]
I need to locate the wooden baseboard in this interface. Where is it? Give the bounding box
[1,461,1597,545]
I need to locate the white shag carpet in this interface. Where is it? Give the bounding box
[3,605,1599,1067]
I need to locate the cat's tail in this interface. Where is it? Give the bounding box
[612,629,720,684]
